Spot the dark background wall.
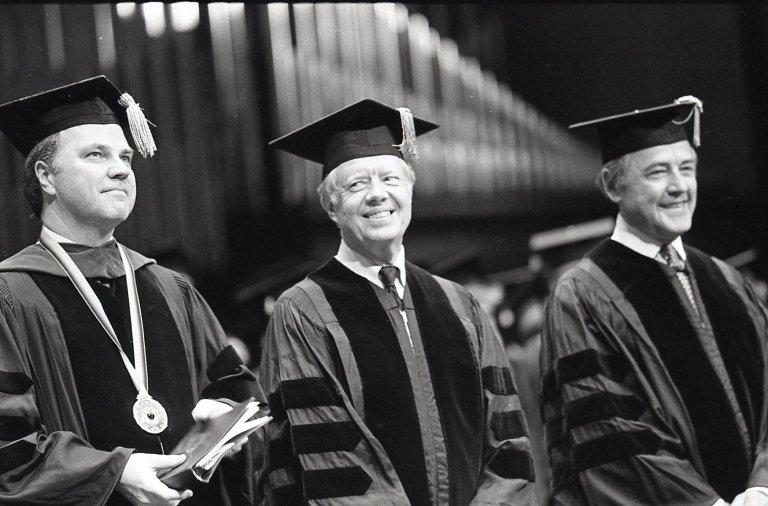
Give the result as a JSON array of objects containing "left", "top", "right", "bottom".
[
  {"left": 413, "top": 3, "right": 768, "bottom": 259},
  {"left": 1, "top": 3, "right": 767, "bottom": 352}
]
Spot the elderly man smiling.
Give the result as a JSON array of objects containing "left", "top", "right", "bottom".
[
  {"left": 257, "top": 99, "right": 536, "bottom": 505},
  {"left": 541, "top": 97, "right": 768, "bottom": 505}
]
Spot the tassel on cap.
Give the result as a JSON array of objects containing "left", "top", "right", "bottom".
[
  {"left": 673, "top": 95, "right": 703, "bottom": 148},
  {"left": 394, "top": 107, "right": 418, "bottom": 160},
  {"left": 118, "top": 93, "right": 157, "bottom": 158}
]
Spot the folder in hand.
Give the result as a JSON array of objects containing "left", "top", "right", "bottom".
[{"left": 159, "top": 398, "right": 272, "bottom": 489}]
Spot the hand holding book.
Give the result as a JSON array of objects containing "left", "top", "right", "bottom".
[{"left": 159, "top": 397, "right": 272, "bottom": 489}]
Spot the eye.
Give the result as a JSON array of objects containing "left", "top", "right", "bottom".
[
  {"left": 121, "top": 154, "right": 133, "bottom": 164},
  {"left": 347, "top": 180, "right": 366, "bottom": 192},
  {"left": 382, "top": 175, "right": 402, "bottom": 185},
  {"left": 680, "top": 165, "right": 696, "bottom": 175},
  {"left": 86, "top": 151, "right": 105, "bottom": 160}
]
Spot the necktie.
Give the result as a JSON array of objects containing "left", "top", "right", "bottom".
[
  {"left": 659, "top": 243, "right": 700, "bottom": 317},
  {"left": 379, "top": 265, "right": 405, "bottom": 311}
]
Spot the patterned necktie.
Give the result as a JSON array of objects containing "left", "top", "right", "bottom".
[
  {"left": 378, "top": 265, "right": 405, "bottom": 311},
  {"left": 659, "top": 243, "right": 700, "bottom": 317}
]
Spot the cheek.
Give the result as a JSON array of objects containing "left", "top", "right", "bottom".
[
  {"left": 395, "top": 187, "right": 413, "bottom": 206},
  {"left": 336, "top": 201, "right": 359, "bottom": 225}
]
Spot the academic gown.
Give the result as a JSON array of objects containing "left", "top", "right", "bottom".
[
  {"left": 257, "top": 258, "right": 536, "bottom": 505},
  {"left": 0, "top": 242, "right": 258, "bottom": 505},
  {"left": 541, "top": 239, "right": 768, "bottom": 505}
]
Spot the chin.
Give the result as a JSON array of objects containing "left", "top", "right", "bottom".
[
  {"left": 657, "top": 225, "right": 690, "bottom": 242},
  {"left": 363, "top": 225, "right": 401, "bottom": 240},
  {"left": 101, "top": 210, "right": 131, "bottom": 224},
  {"left": 362, "top": 235, "right": 399, "bottom": 247}
]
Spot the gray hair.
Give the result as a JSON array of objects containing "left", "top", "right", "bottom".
[
  {"left": 23, "top": 133, "right": 60, "bottom": 218},
  {"left": 596, "top": 154, "right": 630, "bottom": 200},
  {"left": 317, "top": 158, "right": 416, "bottom": 213}
]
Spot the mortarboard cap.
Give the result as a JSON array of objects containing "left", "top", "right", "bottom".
[
  {"left": 269, "top": 99, "right": 438, "bottom": 178},
  {"left": 527, "top": 216, "right": 615, "bottom": 275},
  {"left": 430, "top": 245, "right": 486, "bottom": 285},
  {"left": 570, "top": 95, "right": 703, "bottom": 164},
  {"left": 0, "top": 75, "right": 156, "bottom": 158}
]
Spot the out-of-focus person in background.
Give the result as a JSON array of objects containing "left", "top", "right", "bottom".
[
  {"left": 0, "top": 76, "right": 258, "bottom": 505},
  {"left": 486, "top": 217, "right": 614, "bottom": 506},
  {"left": 232, "top": 257, "right": 318, "bottom": 374},
  {"left": 429, "top": 246, "right": 507, "bottom": 324},
  {"left": 726, "top": 248, "right": 768, "bottom": 306},
  {"left": 541, "top": 96, "right": 768, "bottom": 505},
  {"left": 497, "top": 275, "right": 550, "bottom": 506},
  {"left": 257, "top": 99, "right": 537, "bottom": 505}
]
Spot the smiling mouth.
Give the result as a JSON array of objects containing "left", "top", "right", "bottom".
[
  {"left": 365, "top": 210, "right": 394, "bottom": 219},
  {"left": 661, "top": 201, "right": 688, "bottom": 209}
]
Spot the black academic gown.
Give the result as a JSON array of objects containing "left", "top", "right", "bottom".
[
  {"left": 258, "top": 259, "right": 536, "bottom": 505},
  {"left": 541, "top": 239, "right": 768, "bottom": 505},
  {"left": 0, "top": 242, "right": 257, "bottom": 505}
]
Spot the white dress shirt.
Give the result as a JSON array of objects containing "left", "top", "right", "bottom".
[
  {"left": 610, "top": 214, "right": 686, "bottom": 261},
  {"left": 334, "top": 239, "right": 407, "bottom": 298}
]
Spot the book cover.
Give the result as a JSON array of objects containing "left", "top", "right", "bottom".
[{"left": 159, "top": 398, "right": 272, "bottom": 489}]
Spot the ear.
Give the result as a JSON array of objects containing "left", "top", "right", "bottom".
[
  {"left": 600, "top": 167, "right": 622, "bottom": 204},
  {"left": 326, "top": 205, "right": 339, "bottom": 226},
  {"left": 35, "top": 160, "right": 57, "bottom": 197}
]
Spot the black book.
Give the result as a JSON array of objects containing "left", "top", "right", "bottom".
[{"left": 160, "top": 398, "right": 272, "bottom": 489}]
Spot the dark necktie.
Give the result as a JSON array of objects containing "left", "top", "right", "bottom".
[
  {"left": 659, "top": 243, "right": 700, "bottom": 317},
  {"left": 378, "top": 265, "right": 405, "bottom": 311}
]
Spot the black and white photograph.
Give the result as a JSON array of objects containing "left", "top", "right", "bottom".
[{"left": 1, "top": 3, "right": 768, "bottom": 505}]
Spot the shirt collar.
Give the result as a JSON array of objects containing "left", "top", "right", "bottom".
[
  {"left": 335, "top": 239, "right": 407, "bottom": 290},
  {"left": 611, "top": 213, "right": 686, "bottom": 260}
]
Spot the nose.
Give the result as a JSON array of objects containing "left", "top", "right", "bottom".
[
  {"left": 365, "top": 178, "right": 389, "bottom": 202},
  {"left": 108, "top": 156, "right": 132, "bottom": 180},
  {"left": 667, "top": 170, "right": 689, "bottom": 196}
]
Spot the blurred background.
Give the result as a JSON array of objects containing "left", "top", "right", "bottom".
[
  {"left": 1, "top": 1, "right": 767, "bottom": 400},
  {"left": 5, "top": 4, "right": 768, "bottom": 501}
]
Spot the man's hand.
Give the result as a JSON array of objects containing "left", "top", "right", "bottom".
[
  {"left": 731, "top": 487, "right": 768, "bottom": 506},
  {"left": 190, "top": 398, "right": 247, "bottom": 458},
  {"left": 116, "top": 453, "right": 193, "bottom": 505},
  {"left": 191, "top": 398, "right": 233, "bottom": 422}
]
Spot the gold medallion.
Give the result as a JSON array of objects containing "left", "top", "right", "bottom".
[{"left": 133, "top": 397, "right": 168, "bottom": 434}]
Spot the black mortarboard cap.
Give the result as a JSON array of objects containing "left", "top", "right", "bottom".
[
  {"left": 570, "top": 96, "right": 703, "bottom": 164},
  {"left": 430, "top": 245, "right": 486, "bottom": 285},
  {"left": 0, "top": 75, "right": 156, "bottom": 158},
  {"left": 269, "top": 99, "right": 438, "bottom": 178}
]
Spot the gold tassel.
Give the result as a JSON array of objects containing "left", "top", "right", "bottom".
[
  {"left": 394, "top": 107, "right": 418, "bottom": 160},
  {"left": 673, "top": 95, "right": 703, "bottom": 148},
  {"left": 118, "top": 93, "right": 157, "bottom": 158}
]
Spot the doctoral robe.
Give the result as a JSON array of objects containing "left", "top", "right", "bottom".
[
  {"left": 258, "top": 259, "right": 536, "bottom": 505},
  {"left": 541, "top": 239, "right": 768, "bottom": 505},
  {"left": 0, "top": 242, "right": 257, "bottom": 505}
]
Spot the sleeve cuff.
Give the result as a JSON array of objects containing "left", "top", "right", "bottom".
[{"left": 201, "top": 345, "right": 257, "bottom": 402}]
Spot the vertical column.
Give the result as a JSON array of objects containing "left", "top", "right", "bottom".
[{"left": 267, "top": 3, "right": 302, "bottom": 206}]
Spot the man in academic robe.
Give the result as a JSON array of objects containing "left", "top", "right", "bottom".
[
  {"left": 541, "top": 96, "right": 768, "bottom": 505},
  {"left": 0, "top": 76, "right": 258, "bottom": 505},
  {"left": 257, "top": 99, "right": 536, "bottom": 505}
]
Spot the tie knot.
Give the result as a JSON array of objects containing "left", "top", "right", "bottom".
[
  {"left": 378, "top": 265, "right": 400, "bottom": 288},
  {"left": 660, "top": 244, "right": 686, "bottom": 272}
]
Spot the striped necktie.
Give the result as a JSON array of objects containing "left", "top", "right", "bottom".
[
  {"left": 659, "top": 243, "right": 700, "bottom": 317},
  {"left": 378, "top": 265, "right": 405, "bottom": 311}
]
